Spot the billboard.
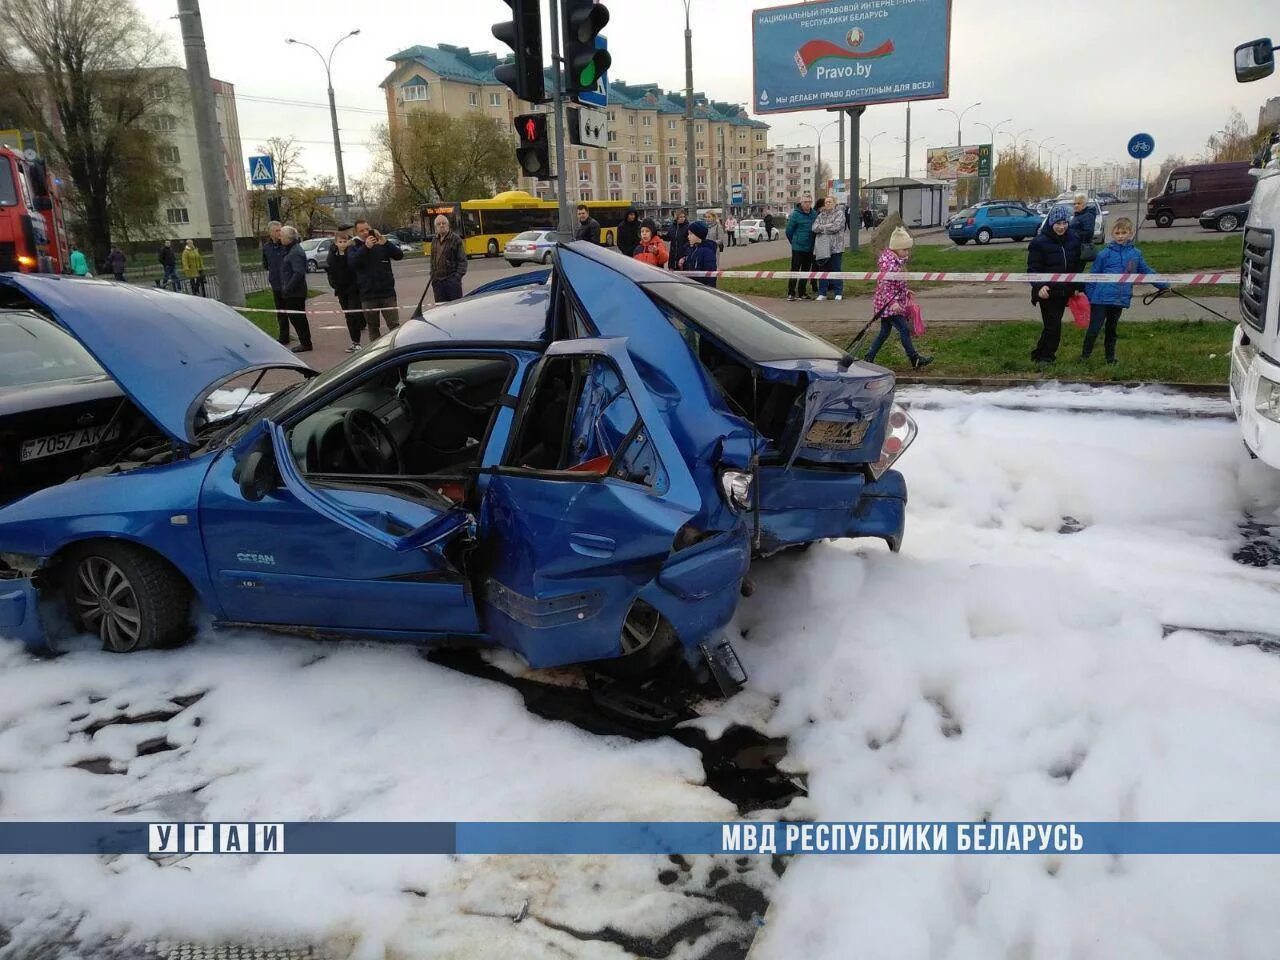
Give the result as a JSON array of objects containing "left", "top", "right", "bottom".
[
  {"left": 926, "top": 144, "right": 992, "bottom": 180},
  {"left": 751, "top": 0, "right": 952, "bottom": 114}
]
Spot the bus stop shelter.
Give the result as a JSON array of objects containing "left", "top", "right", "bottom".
[{"left": 864, "top": 177, "right": 953, "bottom": 228}]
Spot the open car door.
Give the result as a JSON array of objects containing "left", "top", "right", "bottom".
[{"left": 478, "top": 338, "right": 701, "bottom": 669}]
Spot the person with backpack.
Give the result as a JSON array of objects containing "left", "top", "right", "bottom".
[{"left": 1081, "top": 217, "right": 1168, "bottom": 364}]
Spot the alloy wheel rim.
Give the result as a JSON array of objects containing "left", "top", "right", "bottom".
[
  {"left": 621, "top": 605, "right": 660, "bottom": 654},
  {"left": 74, "top": 557, "right": 142, "bottom": 652}
]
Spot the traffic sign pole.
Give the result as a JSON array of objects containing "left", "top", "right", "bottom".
[
  {"left": 548, "top": 0, "right": 572, "bottom": 234},
  {"left": 1127, "top": 133, "right": 1155, "bottom": 242}
]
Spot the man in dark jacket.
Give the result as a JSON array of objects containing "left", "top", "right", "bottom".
[
  {"left": 158, "top": 242, "right": 180, "bottom": 291},
  {"left": 1026, "top": 206, "right": 1083, "bottom": 364},
  {"left": 762, "top": 212, "right": 774, "bottom": 238},
  {"left": 326, "top": 226, "right": 364, "bottom": 352},
  {"left": 107, "top": 247, "right": 127, "bottom": 281},
  {"left": 574, "top": 205, "right": 601, "bottom": 244},
  {"left": 261, "top": 221, "right": 290, "bottom": 345},
  {"left": 1069, "top": 193, "right": 1098, "bottom": 251},
  {"left": 616, "top": 210, "right": 640, "bottom": 256},
  {"left": 667, "top": 210, "right": 691, "bottom": 270},
  {"left": 347, "top": 218, "right": 404, "bottom": 338},
  {"left": 429, "top": 213, "right": 467, "bottom": 304},
  {"left": 784, "top": 196, "right": 818, "bottom": 301},
  {"left": 279, "top": 225, "right": 313, "bottom": 353}
]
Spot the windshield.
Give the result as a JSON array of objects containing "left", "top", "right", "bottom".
[
  {"left": 0, "top": 159, "right": 15, "bottom": 207},
  {"left": 956, "top": 207, "right": 977, "bottom": 219},
  {"left": 0, "top": 312, "right": 104, "bottom": 388},
  {"left": 643, "top": 283, "right": 845, "bottom": 363},
  {"left": 514, "top": 231, "right": 542, "bottom": 241}
]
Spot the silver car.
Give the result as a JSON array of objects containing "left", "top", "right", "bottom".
[
  {"left": 504, "top": 229, "right": 558, "bottom": 266},
  {"left": 300, "top": 238, "right": 333, "bottom": 273}
]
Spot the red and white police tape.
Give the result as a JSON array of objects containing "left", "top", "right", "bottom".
[{"left": 234, "top": 270, "right": 1238, "bottom": 317}]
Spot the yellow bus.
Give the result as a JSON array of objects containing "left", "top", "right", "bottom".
[{"left": 420, "top": 191, "right": 635, "bottom": 258}]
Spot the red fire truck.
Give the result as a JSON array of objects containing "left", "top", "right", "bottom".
[{"left": 0, "top": 142, "right": 69, "bottom": 274}]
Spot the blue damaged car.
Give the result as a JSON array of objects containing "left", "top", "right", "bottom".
[{"left": 0, "top": 242, "right": 916, "bottom": 683}]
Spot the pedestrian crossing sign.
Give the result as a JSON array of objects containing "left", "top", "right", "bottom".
[{"left": 249, "top": 155, "right": 275, "bottom": 186}]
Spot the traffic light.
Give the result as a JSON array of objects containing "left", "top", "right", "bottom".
[
  {"left": 492, "top": 0, "right": 546, "bottom": 103},
  {"left": 514, "top": 113, "right": 552, "bottom": 180},
  {"left": 561, "top": 0, "right": 610, "bottom": 97}
]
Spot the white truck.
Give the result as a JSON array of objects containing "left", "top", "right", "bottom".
[{"left": 1228, "top": 38, "right": 1280, "bottom": 463}]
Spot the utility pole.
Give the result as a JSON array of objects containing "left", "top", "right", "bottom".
[
  {"left": 547, "top": 0, "right": 572, "bottom": 233},
  {"left": 683, "top": 0, "right": 696, "bottom": 215},
  {"left": 719, "top": 124, "right": 727, "bottom": 212},
  {"left": 837, "top": 109, "right": 845, "bottom": 183},
  {"left": 176, "top": 0, "right": 243, "bottom": 307},
  {"left": 847, "top": 106, "right": 864, "bottom": 254}
]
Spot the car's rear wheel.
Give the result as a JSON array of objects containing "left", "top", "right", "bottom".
[
  {"left": 63, "top": 542, "right": 191, "bottom": 652},
  {"left": 592, "top": 601, "right": 677, "bottom": 678},
  {"left": 306, "top": 260, "right": 317, "bottom": 273},
  {"left": 1154, "top": 211, "right": 1174, "bottom": 228},
  {"left": 1218, "top": 213, "right": 1241, "bottom": 232},
  {"left": 975, "top": 228, "right": 992, "bottom": 245},
  {"left": 487, "top": 239, "right": 499, "bottom": 257}
]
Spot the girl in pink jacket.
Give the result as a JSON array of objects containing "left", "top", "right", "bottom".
[{"left": 864, "top": 227, "right": 932, "bottom": 369}]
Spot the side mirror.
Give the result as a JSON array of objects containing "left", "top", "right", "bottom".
[
  {"left": 1236, "top": 38, "right": 1275, "bottom": 83},
  {"left": 233, "top": 440, "right": 277, "bottom": 502}
]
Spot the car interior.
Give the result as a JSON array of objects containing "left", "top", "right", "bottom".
[
  {"left": 287, "top": 354, "right": 514, "bottom": 505},
  {"left": 286, "top": 351, "right": 666, "bottom": 508}
]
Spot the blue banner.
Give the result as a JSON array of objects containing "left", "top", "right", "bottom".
[
  {"left": 5, "top": 821, "right": 1280, "bottom": 855},
  {"left": 752, "top": 0, "right": 952, "bottom": 114}
]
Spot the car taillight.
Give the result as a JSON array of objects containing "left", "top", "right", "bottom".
[
  {"left": 869, "top": 404, "right": 917, "bottom": 479},
  {"left": 965, "top": 217, "right": 975, "bottom": 226}
]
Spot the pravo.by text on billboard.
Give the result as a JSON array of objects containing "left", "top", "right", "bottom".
[{"left": 752, "top": 0, "right": 952, "bottom": 114}]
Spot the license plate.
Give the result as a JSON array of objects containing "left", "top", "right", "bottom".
[
  {"left": 20, "top": 423, "right": 122, "bottom": 462},
  {"left": 805, "top": 419, "right": 870, "bottom": 448}
]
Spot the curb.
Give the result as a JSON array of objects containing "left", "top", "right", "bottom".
[{"left": 893, "top": 375, "right": 1229, "bottom": 396}]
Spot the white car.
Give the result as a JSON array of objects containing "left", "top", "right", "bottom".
[
  {"left": 300, "top": 237, "right": 333, "bottom": 273},
  {"left": 504, "top": 229, "right": 558, "bottom": 266},
  {"left": 737, "top": 219, "right": 779, "bottom": 243}
]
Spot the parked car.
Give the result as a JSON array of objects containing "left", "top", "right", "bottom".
[
  {"left": 1199, "top": 201, "right": 1250, "bottom": 232},
  {"left": 1146, "top": 161, "right": 1256, "bottom": 228},
  {"left": 301, "top": 238, "right": 333, "bottom": 273},
  {"left": 948, "top": 204, "right": 1043, "bottom": 244},
  {"left": 1094, "top": 192, "right": 1122, "bottom": 207},
  {"left": 504, "top": 229, "right": 558, "bottom": 266},
  {"left": 737, "top": 219, "right": 779, "bottom": 243},
  {"left": 1035, "top": 199, "right": 1107, "bottom": 244},
  {"left": 0, "top": 248, "right": 915, "bottom": 687},
  {"left": 0, "top": 306, "right": 148, "bottom": 505}
]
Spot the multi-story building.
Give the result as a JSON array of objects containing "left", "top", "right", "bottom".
[
  {"left": 147, "top": 70, "right": 252, "bottom": 241},
  {"left": 1261, "top": 96, "right": 1280, "bottom": 133},
  {"left": 381, "top": 44, "right": 770, "bottom": 211},
  {"left": 755, "top": 145, "right": 816, "bottom": 207},
  {"left": 1072, "top": 161, "right": 1139, "bottom": 195}
]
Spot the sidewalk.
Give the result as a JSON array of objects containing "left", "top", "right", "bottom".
[{"left": 750, "top": 287, "right": 1241, "bottom": 326}]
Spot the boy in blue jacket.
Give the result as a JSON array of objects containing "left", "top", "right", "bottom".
[{"left": 1082, "top": 217, "right": 1168, "bottom": 363}]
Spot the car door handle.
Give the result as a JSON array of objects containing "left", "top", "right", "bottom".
[{"left": 570, "top": 533, "right": 616, "bottom": 558}]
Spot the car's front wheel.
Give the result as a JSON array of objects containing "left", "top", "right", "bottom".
[
  {"left": 1154, "top": 210, "right": 1174, "bottom": 228},
  {"left": 542, "top": 251, "right": 553, "bottom": 264},
  {"left": 1218, "top": 213, "right": 1241, "bottom": 232},
  {"left": 64, "top": 542, "right": 191, "bottom": 652},
  {"left": 306, "top": 260, "right": 317, "bottom": 273}
]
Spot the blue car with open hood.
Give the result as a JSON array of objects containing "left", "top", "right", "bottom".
[{"left": 0, "top": 243, "right": 916, "bottom": 687}]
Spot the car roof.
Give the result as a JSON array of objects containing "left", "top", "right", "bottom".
[{"left": 391, "top": 286, "right": 550, "bottom": 349}]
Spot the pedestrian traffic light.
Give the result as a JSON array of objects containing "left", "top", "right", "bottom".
[
  {"left": 492, "top": 0, "right": 546, "bottom": 103},
  {"left": 514, "top": 113, "right": 552, "bottom": 180},
  {"left": 561, "top": 0, "right": 610, "bottom": 97}
]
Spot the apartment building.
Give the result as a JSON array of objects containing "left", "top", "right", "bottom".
[
  {"left": 1072, "top": 161, "right": 1139, "bottom": 194},
  {"left": 755, "top": 145, "right": 816, "bottom": 208},
  {"left": 147, "top": 70, "right": 252, "bottom": 240},
  {"left": 381, "top": 44, "right": 770, "bottom": 209}
]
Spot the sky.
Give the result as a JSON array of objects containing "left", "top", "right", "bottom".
[{"left": 134, "top": 0, "right": 1280, "bottom": 185}]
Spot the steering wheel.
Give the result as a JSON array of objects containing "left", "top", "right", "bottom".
[{"left": 342, "top": 408, "right": 402, "bottom": 474}]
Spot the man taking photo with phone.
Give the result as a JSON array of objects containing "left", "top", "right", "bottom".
[{"left": 347, "top": 218, "right": 404, "bottom": 339}]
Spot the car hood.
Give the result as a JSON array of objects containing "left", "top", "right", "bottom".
[{"left": 0, "top": 274, "right": 311, "bottom": 445}]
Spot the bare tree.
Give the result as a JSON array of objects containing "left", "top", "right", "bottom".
[
  {"left": 1206, "top": 108, "right": 1255, "bottom": 163},
  {"left": 0, "top": 0, "right": 174, "bottom": 265}
]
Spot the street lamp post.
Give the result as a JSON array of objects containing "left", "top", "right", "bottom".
[
  {"left": 861, "top": 131, "right": 886, "bottom": 187},
  {"left": 1033, "top": 136, "right": 1055, "bottom": 173},
  {"left": 681, "top": 0, "right": 696, "bottom": 214},
  {"left": 799, "top": 119, "right": 838, "bottom": 197},
  {"left": 972, "top": 118, "right": 1011, "bottom": 200},
  {"left": 287, "top": 29, "right": 360, "bottom": 224},
  {"left": 936, "top": 100, "right": 982, "bottom": 146}
]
